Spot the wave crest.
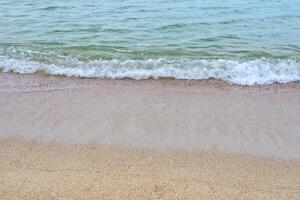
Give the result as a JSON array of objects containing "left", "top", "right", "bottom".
[{"left": 0, "top": 56, "right": 299, "bottom": 85}]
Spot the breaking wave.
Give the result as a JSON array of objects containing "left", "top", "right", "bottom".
[{"left": 0, "top": 56, "right": 299, "bottom": 85}]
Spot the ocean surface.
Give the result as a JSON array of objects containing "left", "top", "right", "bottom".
[{"left": 0, "top": 0, "right": 300, "bottom": 85}]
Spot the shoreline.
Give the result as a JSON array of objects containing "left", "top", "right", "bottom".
[
  {"left": 1, "top": 56, "right": 299, "bottom": 86},
  {"left": 1, "top": 72, "right": 300, "bottom": 159},
  {"left": 1, "top": 72, "right": 300, "bottom": 199},
  {"left": 2, "top": 70, "right": 300, "bottom": 88}
]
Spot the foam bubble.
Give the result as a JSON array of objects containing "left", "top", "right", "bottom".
[{"left": 0, "top": 56, "right": 299, "bottom": 85}]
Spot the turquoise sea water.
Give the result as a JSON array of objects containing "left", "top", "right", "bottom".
[{"left": 0, "top": 0, "right": 300, "bottom": 85}]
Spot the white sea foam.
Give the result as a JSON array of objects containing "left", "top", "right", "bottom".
[{"left": 0, "top": 56, "right": 299, "bottom": 85}]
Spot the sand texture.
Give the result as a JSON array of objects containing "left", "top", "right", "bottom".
[
  {"left": 1, "top": 138, "right": 300, "bottom": 200},
  {"left": 0, "top": 73, "right": 300, "bottom": 199}
]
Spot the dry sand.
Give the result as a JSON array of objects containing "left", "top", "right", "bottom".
[
  {"left": 1, "top": 138, "right": 300, "bottom": 200},
  {"left": 0, "top": 72, "right": 300, "bottom": 199}
]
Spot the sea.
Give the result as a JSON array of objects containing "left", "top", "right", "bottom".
[{"left": 0, "top": 0, "right": 299, "bottom": 85}]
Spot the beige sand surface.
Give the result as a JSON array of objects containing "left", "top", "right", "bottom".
[
  {"left": 0, "top": 72, "right": 300, "bottom": 199},
  {"left": 1, "top": 138, "right": 300, "bottom": 200}
]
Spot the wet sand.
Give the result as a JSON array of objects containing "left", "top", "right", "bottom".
[{"left": 0, "top": 72, "right": 300, "bottom": 199}]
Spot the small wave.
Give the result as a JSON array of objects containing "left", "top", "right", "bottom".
[
  {"left": 154, "top": 24, "right": 188, "bottom": 31},
  {"left": 0, "top": 56, "right": 299, "bottom": 85},
  {"left": 38, "top": 6, "right": 73, "bottom": 11}
]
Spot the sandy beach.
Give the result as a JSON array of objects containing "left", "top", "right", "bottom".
[
  {"left": 1, "top": 72, "right": 300, "bottom": 199},
  {"left": 1, "top": 138, "right": 300, "bottom": 200}
]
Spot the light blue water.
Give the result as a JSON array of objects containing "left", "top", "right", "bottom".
[{"left": 0, "top": 0, "right": 300, "bottom": 85}]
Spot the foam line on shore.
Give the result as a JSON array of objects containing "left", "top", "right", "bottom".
[{"left": 1, "top": 56, "right": 299, "bottom": 85}]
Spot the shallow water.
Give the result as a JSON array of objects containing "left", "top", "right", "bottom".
[{"left": 0, "top": 0, "right": 300, "bottom": 85}]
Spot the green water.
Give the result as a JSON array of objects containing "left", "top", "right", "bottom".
[{"left": 0, "top": 0, "right": 300, "bottom": 85}]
